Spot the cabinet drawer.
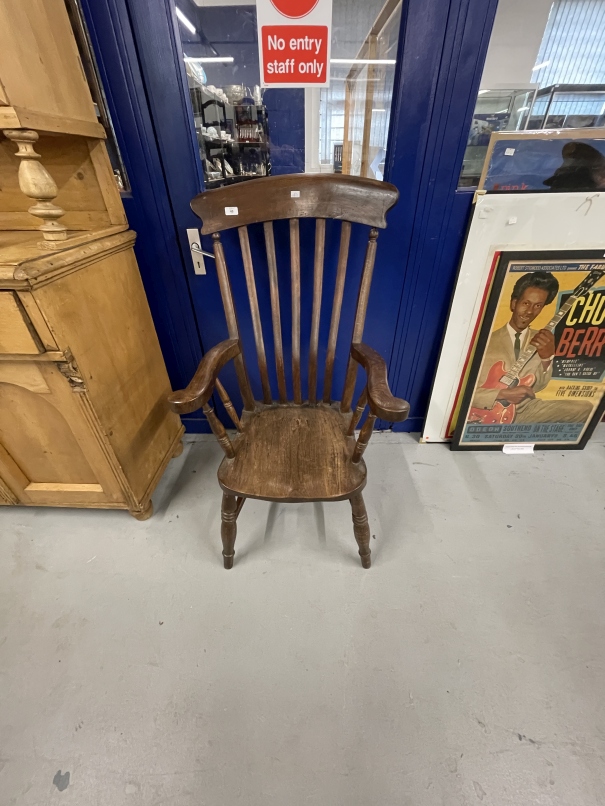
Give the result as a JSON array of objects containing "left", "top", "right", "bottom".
[{"left": 0, "top": 292, "right": 43, "bottom": 354}]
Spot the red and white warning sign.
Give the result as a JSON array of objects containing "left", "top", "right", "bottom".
[{"left": 257, "top": 0, "right": 332, "bottom": 88}]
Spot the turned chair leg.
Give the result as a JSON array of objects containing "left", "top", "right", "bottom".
[
  {"left": 350, "top": 492, "right": 371, "bottom": 569},
  {"left": 221, "top": 493, "right": 238, "bottom": 569}
]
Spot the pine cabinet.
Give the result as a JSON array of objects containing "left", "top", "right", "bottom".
[{"left": 0, "top": 1, "right": 183, "bottom": 517}]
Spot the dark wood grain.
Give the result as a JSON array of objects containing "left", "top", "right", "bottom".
[
  {"left": 351, "top": 413, "right": 376, "bottom": 464},
  {"left": 218, "top": 405, "right": 366, "bottom": 502},
  {"left": 323, "top": 220, "right": 351, "bottom": 403},
  {"left": 347, "top": 386, "right": 368, "bottom": 436},
  {"left": 341, "top": 228, "right": 379, "bottom": 412},
  {"left": 212, "top": 233, "right": 255, "bottom": 411},
  {"left": 203, "top": 403, "right": 235, "bottom": 458},
  {"left": 290, "top": 219, "right": 302, "bottom": 404},
  {"left": 308, "top": 218, "right": 325, "bottom": 404},
  {"left": 239, "top": 226, "right": 272, "bottom": 404},
  {"left": 193, "top": 173, "right": 399, "bottom": 234},
  {"left": 215, "top": 378, "right": 242, "bottom": 431},
  {"left": 351, "top": 342, "right": 410, "bottom": 422},
  {"left": 178, "top": 173, "right": 406, "bottom": 569},
  {"left": 264, "top": 221, "right": 287, "bottom": 403},
  {"left": 221, "top": 493, "right": 238, "bottom": 569},
  {"left": 350, "top": 492, "right": 371, "bottom": 569},
  {"left": 167, "top": 338, "right": 240, "bottom": 414}
]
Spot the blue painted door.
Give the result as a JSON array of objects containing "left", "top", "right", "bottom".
[{"left": 82, "top": 0, "right": 499, "bottom": 432}]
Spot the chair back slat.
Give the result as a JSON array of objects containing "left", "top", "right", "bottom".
[
  {"left": 238, "top": 226, "right": 272, "bottom": 404},
  {"left": 212, "top": 233, "right": 255, "bottom": 411},
  {"left": 264, "top": 221, "right": 288, "bottom": 403},
  {"left": 340, "top": 228, "right": 379, "bottom": 412},
  {"left": 290, "top": 219, "right": 302, "bottom": 404},
  {"left": 308, "top": 218, "right": 326, "bottom": 404},
  {"left": 323, "top": 220, "right": 351, "bottom": 403},
  {"left": 194, "top": 174, "right": 399, "bottom": 234}
]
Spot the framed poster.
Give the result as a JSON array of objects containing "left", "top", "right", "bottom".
[
  {"left": 452, "top": 250, "right": 605, "bottom": 450},
  {"left": 422, "top": 193, "right": 605, "bottom": 443},
  {"left": 478, "top": 128, "right": 605, "bottom": 192}
]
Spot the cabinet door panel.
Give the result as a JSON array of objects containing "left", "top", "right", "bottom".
[
  {"left": 0, "top": 361, "right": 124, "bottom": 506},
  {"left": 0, "top": 292, "right": 42, "bottom": 354}
]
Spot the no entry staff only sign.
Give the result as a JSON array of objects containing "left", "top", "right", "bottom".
[{"left": 257, "top": 0, "right": 333, "bottom": 88}]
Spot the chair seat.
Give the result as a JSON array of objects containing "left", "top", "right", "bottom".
[{"left": 218, "top": 404, "right": 367, "bottom": 502}]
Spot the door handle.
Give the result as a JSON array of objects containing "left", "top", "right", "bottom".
[
  {"left": 190, "top": 243, "right": 215, "bottom": 259},
  {"left": 186, "top": 228, "right": 213, "bottom": 275}
]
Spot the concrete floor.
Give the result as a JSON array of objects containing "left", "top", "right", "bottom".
[{"left": 1, "top": 428, "right": 605, "bottom": 806}]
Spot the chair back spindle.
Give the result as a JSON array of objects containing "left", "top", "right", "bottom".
[
  {"left": 194, "top": 175, "right": 398, "bottom": 413},
  {"left": 238, "top": 226, "right": 272, "bottom": 404},
  {"left": 290, "top": 218, "right": 302, "bottom": 404},
  {"left": 323, "top": 220, "right": 351, "bottom": 403},
  {"left": 264, "top": 221, "right": 288, "bottom": 403},
  {"left": 211, "top": 233, "right": 255, "bottom": 411},
  {"left": 308, "top": 218, "right": 326, "bottom": 404}
]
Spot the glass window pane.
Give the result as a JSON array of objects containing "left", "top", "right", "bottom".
[
  {"left": 174, "top": 0, "right": 402, "bottom": 187},
  {"left": 459, "top": 0, "right": 605, "bottom": 189}
]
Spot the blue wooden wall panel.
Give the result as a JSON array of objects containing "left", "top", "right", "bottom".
[{"left": 382, "top": 0, "right": 499, "bottom": 431}]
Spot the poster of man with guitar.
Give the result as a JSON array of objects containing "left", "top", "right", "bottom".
[{"left": 454, "top": 252, "right": 605, "bottom": 449}]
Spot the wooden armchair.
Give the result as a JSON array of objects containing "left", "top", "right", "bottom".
[{"left": 168, "top": 174, "right": 409, "bottom": 568}]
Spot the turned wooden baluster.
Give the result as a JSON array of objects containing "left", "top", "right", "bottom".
[
  {"left": 202, "top": 402, "right": 235, "bottom": 458},
  {"left": 215, "top": 378, "right": 242, "bottom": 431},
  {"left": 3, "top": 129, "right": 67, "bottom": 248},
  {"left": 350, "top": 492, "right": 371, "bottom": 569},
  {"left": 351, "top": 412, "right": 377, "bottom": 464},
  {"left": 347, "top": 387, "right": 368, "bottom": 436},
  {"left": 221, "top": 493, "right": 238, "bottom": 569},
  {"left": 239, "top": 226, "right": 272, "bottom": 404}
]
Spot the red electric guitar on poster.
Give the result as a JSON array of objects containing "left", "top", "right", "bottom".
[{"left": 468, "top": 269, "right": 605, "bottom": 425}]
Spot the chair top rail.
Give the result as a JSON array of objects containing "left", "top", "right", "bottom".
[{"left": 193, "top": 173, "right": 399, "bottom": 234}]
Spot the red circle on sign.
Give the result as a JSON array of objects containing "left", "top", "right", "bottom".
[{"left": 270, "top": 0, "right": 319, "bottom": 18}]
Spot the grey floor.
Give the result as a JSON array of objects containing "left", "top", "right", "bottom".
[{"left": 1, "top": 428, "right": 605, "bottom": 806}]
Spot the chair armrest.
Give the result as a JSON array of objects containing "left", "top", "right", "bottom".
[
  {"left": 351, "top": 342, "right": 410, "bottom": 422},
  {"left": 167, "top": 339, "right": 240, "bottom": 414}
]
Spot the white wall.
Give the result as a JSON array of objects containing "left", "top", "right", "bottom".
[{"left": 480, "top": 0, "right": 553, "bottom": 89}]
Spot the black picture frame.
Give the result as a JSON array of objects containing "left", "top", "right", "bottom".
[{"left": 452, "top": 249, "right": 605, "bottom": 451}]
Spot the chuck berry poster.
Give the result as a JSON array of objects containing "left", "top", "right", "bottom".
[{"left": 453, "top": 251, "right": 605, "bottom": 450}]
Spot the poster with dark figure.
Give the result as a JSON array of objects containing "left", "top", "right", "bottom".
[
  {"left": 453, "top": 251, "right": 605, "bottom": 450},
  {"left": 479, "top": 130, "right": 605, "bottom": 192}
]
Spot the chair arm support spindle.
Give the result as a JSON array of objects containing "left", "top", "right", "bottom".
[
  {"left": 167, "top": 339, "right": 241, "bottom": 415},
  {"left": 350, "top": 342, "right": 410, "bottom": 422},
  {"left": 352, "top": 413, "right": 376, "bottom": 464}
]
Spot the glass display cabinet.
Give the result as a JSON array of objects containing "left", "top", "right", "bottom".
[{"left": 189, "top": 80, "right": 271, "bottom": 188}]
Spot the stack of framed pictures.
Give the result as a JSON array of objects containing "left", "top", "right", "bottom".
[{"left": 423, "top": 127, "right": 605, "bottom": 451}]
